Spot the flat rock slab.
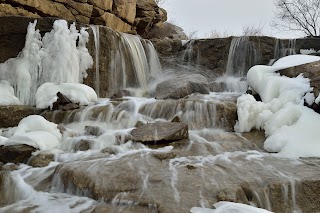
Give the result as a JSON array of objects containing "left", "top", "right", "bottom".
[
  {"left": 131, "top": 122, "right": 188, "bottom": 143},
  {"left": 0, "top": 106, "right": 42, "bottom": 128}
]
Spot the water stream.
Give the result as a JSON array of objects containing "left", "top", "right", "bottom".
[{"left": 0, "top": 23, "right": 317, "bottom": 213}]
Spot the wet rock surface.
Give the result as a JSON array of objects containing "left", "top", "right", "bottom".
[
  {"left": 0, "top": 144, "right": 37, "bottom": 164},
  {"left": 27, "top": 153, "right": 55, "bottom": 167},
  {"left": 131, "top": 122, "right": 188, "bottom": 144},
  {"left": 156, "top": 74, "right": 210, "bottom": 99}
]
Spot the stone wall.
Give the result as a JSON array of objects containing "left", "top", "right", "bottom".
[{"left": 0, "top": 0, "right": 166, "bottom": 36}]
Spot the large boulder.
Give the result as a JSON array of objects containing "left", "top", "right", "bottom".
[
  {"left": 279, "top": 60, "right": 320, "bottom": 97},
  {"left": 0, "top": 106, "right": 42, "bottom": 128},
  {"left": 113, "top": 0, "right": 137, "bottom": 24},
  {"left": 0, "top": 144, "right": 37, "bottom": 164},
  {"left": 131, "top": 122, "right": 188, "bottom": 144},
  {"left": 156, "top": 74, "right": 210, "bottom": 99}
]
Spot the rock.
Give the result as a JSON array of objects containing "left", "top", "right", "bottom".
[
  {"left": 85, "top": 126, "right": 104, "bottom": 136},
  {"left": 279, "top": 60, "right": 320, "bottom": 97},
  {"left": 51, "top": 151, "right": 320, "bottom": 213},
  {"left": 52, "top": 92, "right": 80, "bottom": 111},
  {"left": 87, "top": 0, "right": 113, "bottom": 11},
  {"left": 0, "top": 144, "right": 37, "bottom": 164},
  {"left": 134, "top": 0, "right": 166, "bottom": 37},
  {"left": 8, "top": 0, "right": 75, "bottom": 21},
  {"left": 110, "top": 90, "right": 131, "bottom": 100},
  {"left": 0, "top": 106, "right": 42, "bottom": 128},
  {"left": 91, "top": 12, "right": 132, "bottom": 33},
  {"left": 152, "top": 151, "right": 176, "bottom": 160},
  {"left": 27, "top": 153, "right": 54, "bottom": 167},
  {"left": 131, "top": 122, "right": 188, "bottom": 144},
  {"left": 53, "top": 0, "right": 93, "bottom": 18},
  {"left": 171, "top": 116, "right": 181, "bottom": 123},
  {"left": 113, "top": 0, "right": 137, "bottom": 24},
  {"left": 155, "top": 74, "right": 210, "bottom": 99},
  {"left": 0, "top": 3, "right": 40, "bottom": 18},
  {"left": 147, "top": 22, "right": 187, "bottom": 40},
  {"left": 74, "top": 139, "right": 93, "bottom": 151}
]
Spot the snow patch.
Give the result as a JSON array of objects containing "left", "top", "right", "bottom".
[
  {"left": 236, "top": 55, "right": 320, "bottom": 157},
  {"left": 36, "top": 83, "right": 97, "bottom": 109},
  {"left": 0, "top": 80, "right": 21, "bottom": 105}
]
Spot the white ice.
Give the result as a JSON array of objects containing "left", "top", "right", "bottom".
[
  {"left": 236, "top": 55, "right": 320, "bottom": 157},
  {"left": 36, "top": 82, "right": 98, "bottom": 109},
  {"left": 4, "top": 115, "right": 62, "bottom": 150},
  {"left": 0, "top": 80, "right": 21, "bottom": 105},
  {"left": 190, "top": 201, "right": 272, "bottom": 213},
  {"left": 0, "top": 20, "right": 93, "bottom": 105}
]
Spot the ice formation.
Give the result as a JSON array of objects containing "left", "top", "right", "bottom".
[
  {"left": 36, "top": 83, "right": 98, "bottom": 109},
  {"left": 190, "top": 201, "right": 272, "bottom": 213},
  {"left": 0, "top": 20, "right": 93, "bottom": 105},
  {"left": 0, "top": 80, "right": 21, "bottom": 105},
  {"left": 5, "top": 115, "right": 62, "bottom": 150},
  {"left": 236, "top": 55, "right": 320, "bottom": 157}
]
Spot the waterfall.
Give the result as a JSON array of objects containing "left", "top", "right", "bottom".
[
  {"left": 90, "top": 25, "right": 100, "bottom": 98},
  {"left": 105, "top": 32, "right": 163, "bottom": 97},
  {"left": 225, "top": 36, "right": 261, "bottom": 77},
  {"left": 274, "top": 39, "right": 297, "bottom": 59}
]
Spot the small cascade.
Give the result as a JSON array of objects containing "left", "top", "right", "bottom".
[
  {"left": 90, "top": 25, "right": 100, "bottom": 98},
  {"left": 181, "top": 40, "right": 196, "bottom": 66},
  {"left": 105, "top": 33, "right": 163, "bottom": 97},
  {"left": 274, "top": 39, "right": 297, "bottom": 59},
  {"left": 225, "top": 36, "right": 261, "bottom": 77}
]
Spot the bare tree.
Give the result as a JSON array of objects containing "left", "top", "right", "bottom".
[
  {"left": 242, "top": 23, "right": 264, "bottom": 36},
  {"left": 273, "top": 0, "right": 320, "bottom": 36}
]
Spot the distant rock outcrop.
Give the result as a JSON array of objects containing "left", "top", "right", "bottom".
[{"left": 0, "top": 0, "right": 167, "bottom": 36}]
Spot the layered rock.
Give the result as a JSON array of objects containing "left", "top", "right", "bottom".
[
  {"left": 0, "top": 0, "right": 167, "bottom": 35},
  {"left": 131, "top": 122, "right": 189, "bottom": 144}
]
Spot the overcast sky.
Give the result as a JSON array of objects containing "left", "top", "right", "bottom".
[{"left": 161, "top": 0, "right": 302, "bottom": 39}]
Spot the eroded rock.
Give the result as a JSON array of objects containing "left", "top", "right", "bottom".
[
  {"left": 28, "top": 153, "right": 54, "bottom": 167},
  {"left": 131, "top": 122, "right": 188, "bottom": 144}
]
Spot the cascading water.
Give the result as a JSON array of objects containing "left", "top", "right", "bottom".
[
  {"left": 90, "top": 25, "right": 100, "bottom": 98},
  {"left": 0, "top": 20, "right": 317, "bottom": 213},
  {"left": 215, "top": 36, "right": 261, "bottom": 93},
  {"left": 274, "top": 39, "right": 297, "bottom": 59}
]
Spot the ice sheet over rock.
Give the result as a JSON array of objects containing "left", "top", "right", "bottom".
[
  {"left": 236, "top": 55, "right": 320, "bottom": 157},
  {"left": 36, "top": 83, "right": 97, "bottom": 109}
]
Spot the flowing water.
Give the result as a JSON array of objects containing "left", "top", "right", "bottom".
[{"left": 0, "top": 24, "right": 318, "bottom": 213}]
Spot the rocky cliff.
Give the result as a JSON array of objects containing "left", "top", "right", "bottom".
[{"left": 0, "top": 0, "right": 167, "bottom": 36}]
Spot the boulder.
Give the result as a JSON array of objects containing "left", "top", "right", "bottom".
[
  {"left": 0, "top": 106, "right": 42, "bottom": 128},
  {"left": 113, "top": 0, "right": 137, "bottom": 24},
  {"left": 74, "top": 139, "right": 93, "bottom": 151},
  {"left": 0, "top": 144, "right": 37, "bottom": 164},
  {"left": 87, "top": 0, "right": 112, "bottom": 11},
  {"left": 85, "top": 126, "right": 104, "bottom": 136},
  {"left": 131, "top": 122, "right": 188, "bottom": 144},
  {"left": 91, "top": 12, "right": 132, "bottom": 33},
  {"left": 53, "top": 0, "right": 93, "bottom": 18},
  {"left": 27, "top": 153, "right": 54, "bottom": 167},
  {"left": 278, "top": 60, "right": 320, "bottom": 97},
  {"left": 155, "top": 74, "right": 210, "bottom": 99},
  {"left": 147, "top": 22, "right": 188, "bottom": 40},
  {"left": 7, "top": 0, "right": 75, "bottom": 21},
  {"left": 0, "top": 3, "right": 40, "bottom": 18}
]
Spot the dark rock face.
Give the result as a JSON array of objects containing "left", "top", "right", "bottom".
[
  {"left": 0, "top": 144, "right": 37, "bottom": 164},
  {"left": 131, "top": 122, "right": 188, "bottom": 144},
  {"left": 0, "top": 106, "right": 42, "bottom": 128},
  {"left": 156, "top": 74, "right": 210, "bottom": 99}
]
